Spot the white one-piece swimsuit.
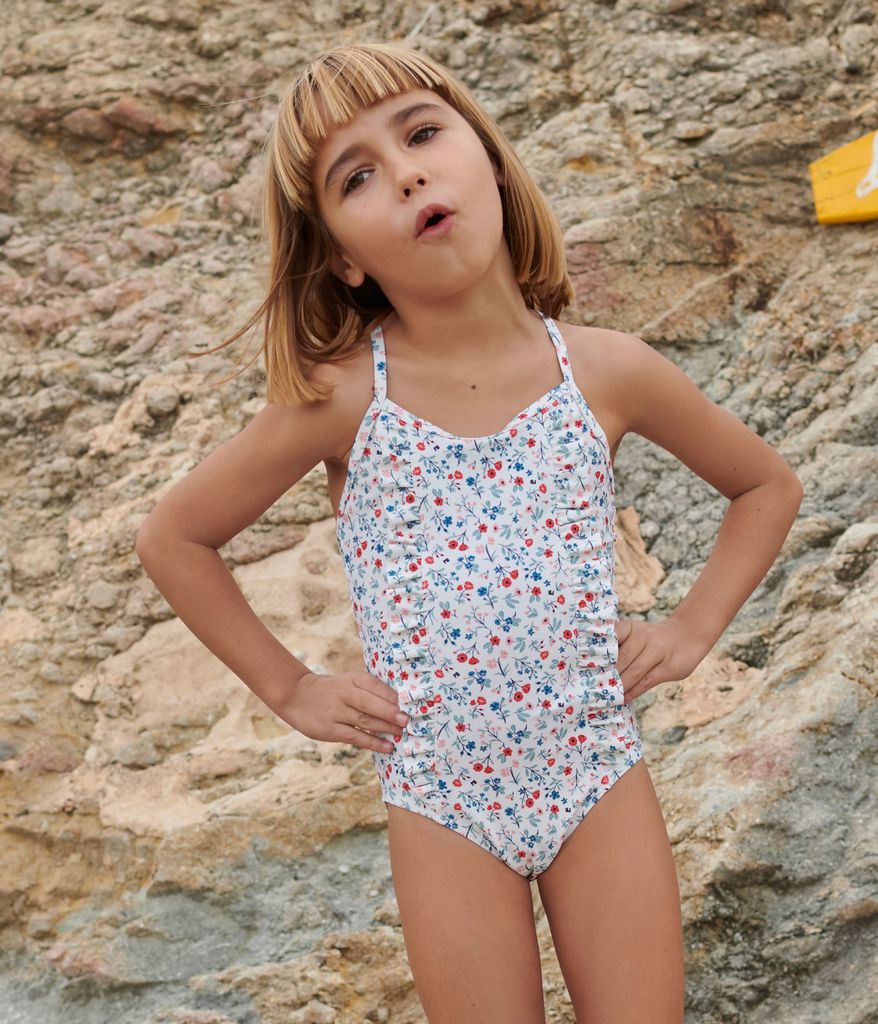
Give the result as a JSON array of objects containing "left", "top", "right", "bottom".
[{"left": 334, "top": 309, "right": 644, "bottom": 881}]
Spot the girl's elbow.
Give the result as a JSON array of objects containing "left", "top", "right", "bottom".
[
  {"left": 135, "top": 515, "right": 170, "bottom": 559},
  {"left": 779, "top": 467, "right": 805, "bottom": 510},
  {"left": 774, "top": 455, "right": 804, "bottom": 502}
]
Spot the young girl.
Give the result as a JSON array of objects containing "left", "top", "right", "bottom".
[{"left": 136, "top": 41, "right": 804, "bottom": 1024}]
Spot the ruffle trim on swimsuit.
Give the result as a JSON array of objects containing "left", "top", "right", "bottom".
[
  {"left": 551, "top": 414, "right": 627, "bottom": 711},
  {"left": 377, "top": 453, "right": 441, "bottom": 797}
]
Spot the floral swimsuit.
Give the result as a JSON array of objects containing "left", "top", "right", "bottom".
[{"left": 335, "top": 309, "right": 643, "bottom": 881}]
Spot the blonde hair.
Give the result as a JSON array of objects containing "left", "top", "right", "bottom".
[{"left": 194, "top": 40, "right": 575, "bottom": 404}]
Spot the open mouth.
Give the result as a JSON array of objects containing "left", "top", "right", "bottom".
[{"left": 418, "top": 210, "right": 455, "bottom": 238}]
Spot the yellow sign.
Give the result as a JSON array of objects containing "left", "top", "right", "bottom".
[{"left": 809, "top": 128, "right": 878, "bottom": 224}]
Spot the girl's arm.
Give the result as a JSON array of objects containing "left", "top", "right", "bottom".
[
  {"left": 135, "top": 370, "right": 356, "bottom": 719},
  {"left": 609, "top": 332, "right": 804, "bottom": 700}
]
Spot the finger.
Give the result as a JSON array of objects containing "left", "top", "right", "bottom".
[
  {"left": 617, "top": 632, "right": 650, "bottom": 676},
  {"left": 347, "top": 683, "right": 409, "bottom": 729},
  {"left": 345, "top": 700, "right": 409, "bottom": 738},
  {"left": 625, "top": 660, "right": 666, "bottom": 701},
  {"left": 335, "top": 723, "right": 397, "bottom": 753},
  {"left": 354, "top": 673, "right": 403, "bottom": 715},
  {"left": 619, "top": 647, "right": 663, "bottom": 694}
]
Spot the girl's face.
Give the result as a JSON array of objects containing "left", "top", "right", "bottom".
[{"left": 312, "top": 87, "right": 506, "bottom": 305}]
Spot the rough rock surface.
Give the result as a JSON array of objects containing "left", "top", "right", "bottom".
[{"left": 1, "top": 2, "right": 876, "bottom": 1022}]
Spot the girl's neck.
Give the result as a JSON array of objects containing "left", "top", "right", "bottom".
[{"left": 382, "top": 303, "right": 545, "bottom": 367}]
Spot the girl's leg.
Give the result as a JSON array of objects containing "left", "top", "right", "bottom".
[
  {"left": 385, "top": 802, "right": 546, "bottom": 1024},
  {"left": 536, "top": 758, "right": 685, "bottom": 1023}
]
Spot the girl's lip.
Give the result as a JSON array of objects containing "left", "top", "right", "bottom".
[{"left": 417, "top": 212, "right": 455, "bottom": 240}]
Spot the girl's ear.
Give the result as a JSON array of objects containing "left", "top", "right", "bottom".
[
  {"left": 328, "top": 248, "right": 366, "bottom": 289},
  {"left": 489, "top": 152, "right": 506, "bottom": 189}
]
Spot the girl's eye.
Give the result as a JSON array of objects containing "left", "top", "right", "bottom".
[{"left": 342, "top": 124, "right": 441, "bottom": 195}]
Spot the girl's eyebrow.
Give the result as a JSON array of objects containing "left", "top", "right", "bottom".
[{"left": 322, "top": 101, "right": 445, "bottom": 194}]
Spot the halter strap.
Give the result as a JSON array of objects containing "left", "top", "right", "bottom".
[
  {"left": 369, "top": 320, "right": 388, "bottom": 404},
  {"left": 536, "top": 309, "right": 576, "bottom": 387}
]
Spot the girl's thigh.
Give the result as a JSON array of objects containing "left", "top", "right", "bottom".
[
  {"left": 385, "top": 802, "right": 546, "bottom": 1024},
  {"left": 536, "top": 758, "right": 685, "bottom": 1024}
]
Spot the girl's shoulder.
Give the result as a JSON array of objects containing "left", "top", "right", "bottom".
[
  {"left": 556, "top": 319, "right": 636, "bottom": 387},
  {"left": 304, "top": 325, "right": 376, "bottom": 467},
  {"left": 554, "top": 319, "right": 641, "bottom": 458}
]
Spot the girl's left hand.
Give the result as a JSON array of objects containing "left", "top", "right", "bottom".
[{"left": 614, "top": 617, "right": 710, "bottom": 702}]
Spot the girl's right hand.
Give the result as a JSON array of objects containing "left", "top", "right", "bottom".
[{"left": 279, "top": 671, "right": 410, "bottom": 753}]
